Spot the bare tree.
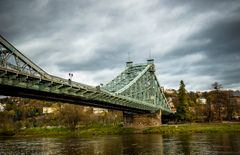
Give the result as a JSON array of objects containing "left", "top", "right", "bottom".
[
  {"left": 60, "top": 104, "right": 84, "bottom": 130},
  {"left": 226, "top": 91, "right": 234, "bottom": 120}
]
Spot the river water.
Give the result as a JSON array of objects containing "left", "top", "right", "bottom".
[{"left": 0, "top": 133, "right": 240, "bottom": 155}]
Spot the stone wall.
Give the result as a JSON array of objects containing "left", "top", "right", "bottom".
[{"left": 123, "top": 110, "right": 161, "bottom": 128}]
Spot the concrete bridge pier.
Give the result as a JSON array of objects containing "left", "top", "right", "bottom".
[{"left": 123, "top": 110, "right": 162, "bottom": 128}]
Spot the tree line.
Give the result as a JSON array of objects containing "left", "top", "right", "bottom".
[
  {"left": 0, "top": 98, "right": 122, "bottom": 135},
  {"left": 171, "top": 80, "right": 240, "bottom": 123}
]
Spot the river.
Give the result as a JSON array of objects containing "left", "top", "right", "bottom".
[{"left": 0, "top": 133, "right": 240, "bottom": 155}]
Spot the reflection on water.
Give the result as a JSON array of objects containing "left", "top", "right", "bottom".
[{"left": 0, "top": 133, "right": 240, "bottom": 155}]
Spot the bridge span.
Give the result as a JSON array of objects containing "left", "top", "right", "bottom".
[{"left": 0, "top": 35, "right": 173, "bottom": 120}]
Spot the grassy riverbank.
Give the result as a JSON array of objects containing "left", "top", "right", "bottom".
[
  {"left": 14, "top": 125, "right": 134, "bottom": 137},
  {"left": 2, "top": 123, "right": 240, "bottom": 137},
  {"left": 143, "top": 123, "right": 240, "bottom": 135}
]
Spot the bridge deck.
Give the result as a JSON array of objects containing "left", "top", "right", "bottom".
[{"left": 0, "top": 67, "right": 160, "bottom": 113}]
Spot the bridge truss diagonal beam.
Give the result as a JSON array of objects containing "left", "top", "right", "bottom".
[{"left": 0, "top": 35, "right": 51, "bottom": 79}]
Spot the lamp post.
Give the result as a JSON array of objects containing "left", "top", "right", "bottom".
[{"left": 68, "top": 73, "right": 73, "bottom": 85}]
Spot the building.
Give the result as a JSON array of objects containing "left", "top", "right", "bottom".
[
  {"left": 43, "top": 107, "right": 57, "bottom": 114},
  {"left": 0, "top": 103, "right": 5, "bottom": 112},
  {"left": 167, "top": 97, "right": 177, "bottom": 113},
  {"left": 197, "top": 97, "right": 207, "bottom": 104},
  {"left": 233, "top": 90, "right": 240, "bottom": 97},
  {"left": 93, "top": 108, "right": 108, "bottom": 114},
  {"left": 164, "top": 89, "right": 176, "bottom": 95}
]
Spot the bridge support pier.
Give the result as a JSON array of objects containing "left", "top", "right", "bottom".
[{"left": 123, "top": 110, "right": 161, "bottom": 128}]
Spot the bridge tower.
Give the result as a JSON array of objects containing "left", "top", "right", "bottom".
[{"left": 102, "top": 59, "right": 170, "bottom": 127}]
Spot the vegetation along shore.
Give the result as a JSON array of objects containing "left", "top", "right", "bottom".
[{"left": 1, "top": 123, "right": 239, "bottom": 137}]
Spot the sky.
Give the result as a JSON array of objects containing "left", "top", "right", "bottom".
[{"left": 0, "top": 0, "right": 240, "bottom": 91}]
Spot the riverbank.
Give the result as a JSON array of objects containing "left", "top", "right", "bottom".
[
  {"left": 11, "top": 125, "right": 135, "bottom": 137},
  {"left": 1, "top": 123, "right": 240, "bottom": 137},
  {"left": 143, "top": 122, "right": 240, "bottom": 135}
]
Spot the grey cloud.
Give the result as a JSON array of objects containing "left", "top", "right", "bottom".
[
  {"left": 161, "top": 0, "right": 238, "bottom": 12},
  {"left": 57, "top": 42, "right": 132, "bottom": 71},
  {"left": 0, "top": 0, "right": 97, "bottom": 41},
  {"left": 158, "top": 6, "right": 240, "bottom": 89},
  {"left": 0, "top": 0, "right": 240, "bottom": 90}
]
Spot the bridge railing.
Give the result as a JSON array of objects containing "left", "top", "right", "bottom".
[{"left": 49, "top": 75, "right": 96, "bottom": 91}]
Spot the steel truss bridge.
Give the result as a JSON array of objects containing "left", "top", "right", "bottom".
[{"left": 0, "top": 35, "right": 173, "bottom": 114}]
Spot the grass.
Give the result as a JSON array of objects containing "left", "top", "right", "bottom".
[
  {"left": 143, "top": 123, "right": 240, "bottom": 135},
  {"left": 3, "top": 123, "right": 240, "bottom": 137},
  {"left": 15, "top": 128, "right": 73, "bottom": 137},
  {"left": 75, "top": 125, "right": 134, "bottom": 136},
  {"left": 14, "top": 125, "right": 134, "bottom": 137}
]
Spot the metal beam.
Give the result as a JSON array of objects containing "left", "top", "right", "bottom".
[{"left": 0, "top": 35, "right": 51, "bottom": 79}]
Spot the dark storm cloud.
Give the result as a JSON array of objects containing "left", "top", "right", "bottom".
[
  {"left": 0, "top": 0, "right": 239, "bottom": 90},
  {"left": 161, "top": 9, "right": 240, "bottom": 89},
  {"left": 0, "top": 0, "right": 126, "bottom": 67},
  {"left": 0, "top": 0, "right": 95, "bottom": 40}
]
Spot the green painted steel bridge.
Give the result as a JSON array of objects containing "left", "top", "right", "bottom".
[{"left": 0, "top": 35, "right": 173, "bottom": 114}]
